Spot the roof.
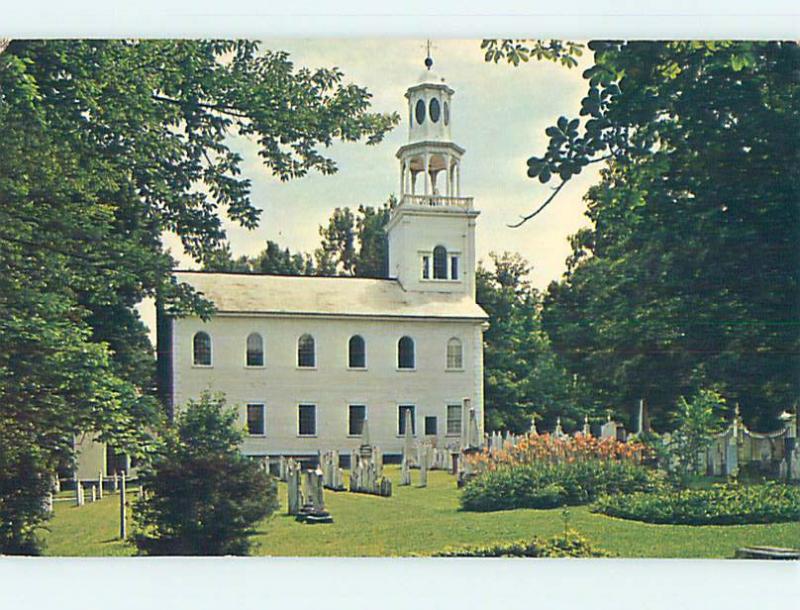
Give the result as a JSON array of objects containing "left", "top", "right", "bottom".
[{"left": 174, "top": 271, "right": 488, "bottom": 321}]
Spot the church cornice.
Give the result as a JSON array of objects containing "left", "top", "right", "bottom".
[{"left": 395, "top": 140, "right": 465, "bottom": 159}]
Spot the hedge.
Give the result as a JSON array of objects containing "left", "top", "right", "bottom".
[{"left": 591, "top": 482, "right": 800, "bottom": 525}]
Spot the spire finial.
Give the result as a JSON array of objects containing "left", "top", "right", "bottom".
[{"left": 424, "top": 39, "right": 434, "bottom": 71}]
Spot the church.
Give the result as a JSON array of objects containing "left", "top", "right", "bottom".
[{"left": 156, "top": 67, "right": 488, "bottom": 464}]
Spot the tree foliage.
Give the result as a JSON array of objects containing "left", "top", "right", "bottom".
[
  {"left": 669, "top": 389, "right": 727, "bottom": 480},
  {"left": 0, "top": 39, "right": 395, "bottom": 553},
  {"left": 477, "top": 252, "right": 582, "bottom": 433},
  {"left": 133, "top": 392, "right": 278, "bottom": 556},
  {"left": 493, "top": 41, "right": 799, "bottom": 428}
]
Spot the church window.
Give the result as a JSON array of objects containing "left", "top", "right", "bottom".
[
  {"left": 398, "top": 336, "right": 415, "bottom": 369},
  {"left": 246, "top": 404, "right": 265, "bottom": 436},
  {"left": 422, "top": 255, "right": 430, "bottom": 279},
  {"left": 447, "top": 404, "right": 462, "bottom": 435},
  {"left": 424, "top": 416, "right": 438, "bottom": 436},
  {"left": 193, "top": 331, "right": 211, "bottom": 366},
  {"left": 429, "top": 98, "right": 441, "bottom": 123},
  {"left": 348, "top": 335, "right": 366, "bottom": 368},
  {"left": 450, "top": 255, "right": 459, "bottom": 280},
  {"left": 415, "top": 99, "right": 426, "bottom": 124},
  {"left": 447, "top": 338, "right": 463, "bottom": 369},
  {"left": 298, "top": 334, "right": 316, "bottom": 368},
  {"left": 246, "top": 332, "right": 264, "bottom": 367},
  {"left": 398, "top": 405, "right": 416, "bottom": 435},
  {"left": 298, "top": 404, "right": 316, "bottom": 436},
  {"left": 348, "top": 405, "right": 366, "bottom": 436},
  {"left": 433, "top": 245, "right": 448, "bottom": 279}
]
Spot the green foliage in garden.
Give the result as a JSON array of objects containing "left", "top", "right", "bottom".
[
  {"left": 669, "top": 389, "right": 728, "bottom": 480},
  {"left": 592, "top": 482, "right": 800, "bottom": 526},
  {"left": 460, "top": 460, "right": 662, "bottom": 512},
  {"left": 132, "top": 393, "right": 279, "bottom": 555},
  {"left": 434, "top": 528, "right": 610, "bottom": 558}
]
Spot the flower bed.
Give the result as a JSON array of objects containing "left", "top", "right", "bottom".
[
  {"left": 591, "top": 482, "right": 800, "bottom": 525},
  {"left": 434, "top": 529, "right": 611, "bottom": 558},
  {"left": 460, "top": 432, "right": 659, "bottom": 512}
]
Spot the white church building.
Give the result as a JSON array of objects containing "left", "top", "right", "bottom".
[{"left": 155, "top": 68, "right": 488, "bottom": 463}]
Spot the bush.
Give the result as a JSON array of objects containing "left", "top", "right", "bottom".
[
  {"left": 434, "top": 529, "right": 611, "bottom": 558},
  {"left": 592, "top": 482, "right": 800, "bottom": 525},
  {"left": 460, "top": 460, "right": 662, "bottom": 512},
  {"left": 133, "top": 392, "right": 279, "bottom": 555}
]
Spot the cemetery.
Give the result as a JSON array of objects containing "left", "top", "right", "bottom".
[{"left": 40, "top": 404, "right": 800, "bottom": 558}]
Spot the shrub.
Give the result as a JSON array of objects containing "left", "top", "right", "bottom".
[
  {"left": 434, "top": 529, "right": 611, "bottom": 558},
  {"left": 592, "top": 482, "right": 800, "bottom": 525},
  {"left": 133, "top": 392, "right": 279, "bottom": 555},
  {"left": 460, "top": 460, "right": 662, "bottom": 512}
]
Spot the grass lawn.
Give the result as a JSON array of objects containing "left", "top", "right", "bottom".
[{"left": 41, "top": 467, "right": 800, "bottom": 557}]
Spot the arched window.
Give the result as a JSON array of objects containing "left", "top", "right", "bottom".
[
  {"left": 193, "top": 332, "right": 211, "bottom": 366},
  {"left": 447, "top": 337, "right": 463, "bottom": 369},
  {"left": 415, "top": 99, "right": 426, "bottom": 124},
  {"left": 297, "top": 334, "right": 316, "bottom": 368},
  {"left": 348, "top": 335, "right": 366, "bottom": 369},
  {"left": 429, "top": 98, "right": 441, "bottom": 123},
  {"left": 246, "top": 333, "right": 264, "bottom": 367},
  {"left": 398, "top": 336, "right": 415, "bottom": 369},
  {"left": 433, "top": 245, "right": 448, "bottom": 279}
]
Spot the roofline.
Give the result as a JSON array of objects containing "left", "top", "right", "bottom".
[
  {"left": 395, "top": 140, "right": 465, "bottom": 158},
  {"left": 173, "top": 269, "right": 400, "bottom": 284},
  {"left": 174, "top": 310, "right": 489, "bottom": 323}
]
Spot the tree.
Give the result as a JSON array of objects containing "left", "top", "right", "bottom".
[
  {"left": 133, "top": 392, "right": 278, "bottom": 556},
  {"left": 669, "top": 389, "right": 727, "bottom": 481},
  {"left": 477, "top": 252, "right": 581, "bottom": 432},
  {"left": 0, "top": 39, "right": 396, "bottom": 553},
  {"left": 488, "top": 41, "right": 799, "bottom": 429},
  {"left": 204, "top": 197, "right": 394, "bottom": 278}
]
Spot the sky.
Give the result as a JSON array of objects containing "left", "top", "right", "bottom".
[
  {"left": 162, "top": 38, "right": 600, "bottom": 291},
  {"left": 146, "top": 39, "right": 600, "bottom": 338}
]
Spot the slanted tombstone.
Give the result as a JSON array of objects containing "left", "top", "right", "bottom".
[
  {"left": 54, "top": 475, "right": 61, "bottom": 494},
  {"left": 44, "top": 492, "right": 54, "bottom": 514},
  {"left": 112, "top": 472, "right": 118, "bottom": 492}
]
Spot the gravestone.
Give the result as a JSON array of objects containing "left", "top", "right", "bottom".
[
  {"left": 400, "top": 456, "right": 411, "bottom": 486},
  {"left": 75, "top": 480, "right": 84, "bottom": 507},
  {"left": 419, "top": 446, "right": 429, "bottom": 487},
  {"left": 286, "top": 458, "right": 302, "bottom": 516}
]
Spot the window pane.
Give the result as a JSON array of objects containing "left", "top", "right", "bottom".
[
  {"left": 398, "top": 336, "right": 415, "bottom": 369},
  {"left": 422, "top": 256, "right": 430, "bottom": 279},
  {"left": 298, "top": 334, "right": 315, "bottom": 367},
  {"left": 246, "top": 333, "right": 264, "bottom": 366},
  {"left": 398, "top": 405, "right": 416, "bottom": 435},
  {"left": 425, "top": 416, "right": 438, "bottom": 436},
  {"left": 450, "top": 256, "right": 459, "bottom": 280},
  {"left": 247, "top": 404, "right": 265, "bottom": 436},
  {"left": 349, "top": 405, "right": 366, "bottom": 435},
  {"left": 348, "top": 335, "right": 366, "bottom": 368},
  {"left": 447, "top": 404, "right": 462, "bottom": 435},
  {"left": 193, "top": 332, "right": 211, "bottom": 366},
  {"left": 447, "top": 338, "right": 463, "bottom": 369},
  {"left": 299, "top": 404, "right": 316, "bottom": 435},
  {"left": 433, "top": 246, "right": 447, "bottom": 279}
]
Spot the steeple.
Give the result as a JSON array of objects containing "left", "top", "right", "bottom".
[{"left": 386, "top": 51, "right": 480, "bottom": 297}]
